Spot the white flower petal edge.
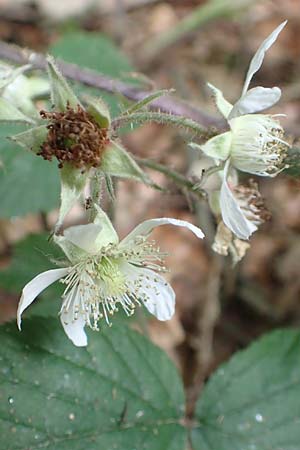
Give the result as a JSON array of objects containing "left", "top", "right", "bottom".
[
  {"left": 120, "top": 217, "right": 204, "bottom": 247},
  {"left": 229, "top": 86, "right": 281, "bottom": 119},
  {"left": 17, "top": 268, "right": 69, "bottom": 329},
  {"left": 242, "top": 20, "right": 287, "bottom": 96},
  {"left": 60, "top": 297, "right": 87, "bottom": 347},
  {"left": 220, "top": 161, "right": 257, "bottom": 240},
  {"left": 124, "top": 263, "right": 175, "bottom": 321}
]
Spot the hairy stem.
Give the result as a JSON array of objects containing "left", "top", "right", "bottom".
[
  {"left": 136, "top": 157, "right": 207, "bottom": 198},
  {"left": 113, "top": 111, "right": 208, "bottom": 136}
]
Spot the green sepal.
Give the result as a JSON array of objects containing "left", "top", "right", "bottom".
[
  {"left": 104, "top": 173, "right": 116, "bottom": 201},
  {"left": 53, "top": 233, "right": 87, "bottom": 263},
  {"left": 0, "top": 98, "right": 35, "bottom": 124},
  {"left": 56, "top": 164, "right": 88, "bottom": 231},
  {"left": 101, "top": 141, "right": 151, "bottom": 184},
  {"left": 92, "top": 204, "right": 119, "bottom": 247},
  {"left": 207, "top": 82, "right": 232, "bottom": 119},
  {"left": 8, "top": 125, "right": 48, "bottom": 153},
  {"left": 85, "top": 95, "right": 111, "bottom": 128},
  {"left": 47, "top": 56, "right": 81, "bottom": 112},
  {"left": 121, "top": 88, "right": 175, "bottom": 116},
  {"left": 191, "top": 131, "right": 232, "bottom": 161}
]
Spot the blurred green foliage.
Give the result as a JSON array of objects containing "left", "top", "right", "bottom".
[{"left": 50, "top": 31, "right": 134, "bottom": 116}]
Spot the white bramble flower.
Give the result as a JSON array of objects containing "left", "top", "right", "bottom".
[
  {"left": 191, "top": 21, "right": 289, "bottom": 240},
  {"left": 17, "top": 207, "right": 204, "bottom": 347}
]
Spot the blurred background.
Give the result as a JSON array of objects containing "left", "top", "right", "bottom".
[{"left": 0, "top": 0, "right": 299, "bottom": 411}]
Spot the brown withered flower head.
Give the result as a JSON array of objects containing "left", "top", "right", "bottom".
[
  {"left": 38, "top": 103, "right": 110, "bottom": 169},
  {"left": 233, "top": 179, "right": 272, "bottom": 226}
]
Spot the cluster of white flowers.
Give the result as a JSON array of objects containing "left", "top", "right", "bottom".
[
  {"left": 13, "top": 21, "right": 289, "bottom": 346},
  {"left": 191, "top": 21, "right": 289, "bottom": 258}
]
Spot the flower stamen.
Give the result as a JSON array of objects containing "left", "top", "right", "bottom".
[{"left": 59, "top": 236, "right": 167, "bottom": 331}]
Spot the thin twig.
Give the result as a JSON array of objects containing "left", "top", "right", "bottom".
[{"left": 0, "top": 40, "right": 225, "bottom": 129}]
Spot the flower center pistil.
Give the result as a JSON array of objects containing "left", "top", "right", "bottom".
[{"left": 95, "top": 256, "right": 127, "bottom": 298}]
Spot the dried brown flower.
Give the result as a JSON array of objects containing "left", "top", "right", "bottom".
[
  {"left": 234, "top": 180, "right": 271, "bottom": 224},
  {"left": 38, "top": 104, "right": 110, "bottom": 169}
]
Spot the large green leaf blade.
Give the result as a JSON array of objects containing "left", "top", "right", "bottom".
[
  {"left": 50, "top": 31, "right": 133, "bottom": 78},
  {"left": 0, "top": 317, "right": 186, "bottom": 450},
  {"left": 192, "top": 329, "right": 300, "bottom": 450},
  {"left": 0, "top": 233, "right": 63, "bottom": 317},
  {"left": 0, "top": 125, "right": 60, "bottom": 217}
]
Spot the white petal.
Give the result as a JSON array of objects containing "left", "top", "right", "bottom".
[
  {"left": 192, "top": 131, "right": 232, "bottom": 161},
  {"left": 229, "top": 86, "right": 281, "bottom": 119},
  {"left": 207, "top": 83, "right": 233, "bottom": 119},
  {"left": 242, "top": 21, "right": 287, "bottom": 95},
  {"left": 120, "top": 217, "right": 204, "bottom": 247},
  {"left": 60, "top": 310, "right": 87, "bottom": 347},
  {"left": 125, "top": 265, "right": 175, "bottom": 321},
  {"left": 220, "top": 161, "right": 257, "bottom": 240},
  {"left": 17, "top": 268, "right": 68, "bottom": 329}
]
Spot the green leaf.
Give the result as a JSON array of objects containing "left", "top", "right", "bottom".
[
  {"left": 50, "top": 32, "right": 133, "bottom": 78},
  {"left": 49, "top": 31, "right": 134, "bottom": 116},
  {"left": 0, "top": 125, "right": 60, "bottom": 217},
  {"left": 192, "top": 329, "right": 300, "bottom": 450},
  {"left": 0, "top": 233, "right": 63, "bottom": 317},
  {"left": 0, "top": 317, "right": 187, "bottom": 450}
]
